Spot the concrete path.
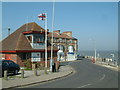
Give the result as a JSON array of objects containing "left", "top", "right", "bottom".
[
  {"left": 95, "top": 61, "right": 119, "bottom": 72},
  {"left": 2, "top": 65, "right": 73, "bottom": 89}
]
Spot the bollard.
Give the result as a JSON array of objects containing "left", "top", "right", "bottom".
[
  {"left": 21, "top": 69, "right": 24, "bottom": 78},
  {"left": 44, "top": 67, "right": 48, "bottom": 74},
  {"left": 55, "top": 62, "right": 59, "bottom": 72},
  {"left": 34, "top": 69, "right": 38, "bottom": 76},
  {"left": 4, "top": 70, "right": 8, "bottom": 80}
]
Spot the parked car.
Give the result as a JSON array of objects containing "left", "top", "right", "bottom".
[
  {"left": 77, "top": 55, "right": 85, "bottom": 60},
  {"left": 79, "top": 56, "right": 85, "bottom": 58},
  {"left": 0, "top": 60, "right": 20, "bottom": 77}
]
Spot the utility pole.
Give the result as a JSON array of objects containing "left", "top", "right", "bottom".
[
  {"left": 94, "top": 41, "right": 96, "bottom": 62},
  {"left": 111, "top": 54, "right": 115, "bottom": 64}
]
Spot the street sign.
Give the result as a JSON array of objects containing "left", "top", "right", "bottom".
[{"left": 31, "top": 52, "right": 41, "bottom": 62}]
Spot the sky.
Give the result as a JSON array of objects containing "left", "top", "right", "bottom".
[{"left": 1, "top": 2, "right": 118, "bottom": 51}]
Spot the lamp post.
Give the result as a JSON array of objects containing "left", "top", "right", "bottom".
[{"left": 110, "top": 54, "right": 115, "bottom": 64}]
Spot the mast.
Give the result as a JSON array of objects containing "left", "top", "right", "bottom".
[
  {"left": 50, "top": 0, "right": 55, "bottom": 72},
  {"left": 45, "top": 13, "right": 48, "bottom": 69}
]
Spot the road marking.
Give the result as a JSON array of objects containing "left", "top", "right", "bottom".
[
  {"left": 77, "top": 73, "right": 105, "bottom": 88},
  {"left": 77, "top": 84, "right": 92, "bottom": 88},
  {"left": 99, "top": 74, "right": 105, "bottom": 81}
]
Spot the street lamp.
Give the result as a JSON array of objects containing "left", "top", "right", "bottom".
[
  {"left": 97, "top": 53, "right": 100, "bottom": 61},
  {"left": 89, "top": 39, "right": 96, "bottom": 63},
  {"left": 110, "top": 54, "right": 115, "bottom": 64}
]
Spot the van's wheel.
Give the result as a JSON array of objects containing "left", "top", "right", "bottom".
[{"left": 14, "top": 70, "right": 18, "bottom": 75}]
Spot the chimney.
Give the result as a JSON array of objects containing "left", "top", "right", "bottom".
[
  {"left": 47, "top": 29, "right": 49, "bottom": 32},
  {"left": 53, "top": 30, "right": 60, "bottom": 34},
  {"left": 62, "top": 31, "right": 72, "bottom": 37}
]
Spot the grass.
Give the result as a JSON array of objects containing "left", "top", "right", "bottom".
[
  {"left": 24, "top": 68, "right": 32, "bottom": 71},
  {"left": 8, "top": 76, "right": 22, "bottom": 78},
  {"left": 2, "top": 75, "right": 24, "bottom": 80}
]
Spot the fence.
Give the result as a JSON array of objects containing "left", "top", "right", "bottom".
[{"left": 86, "top": 56, "right": 118, "bottom": 67}]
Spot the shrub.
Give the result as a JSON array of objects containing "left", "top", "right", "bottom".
[{"left": 24, "top": 60, "right": 32, "bottom": 69}]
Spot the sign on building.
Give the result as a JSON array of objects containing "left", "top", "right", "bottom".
[{"left": 31, "top": 52, "right": 41, "bottom": 62}]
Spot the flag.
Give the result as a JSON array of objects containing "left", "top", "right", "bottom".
[{"left": 38, "top": 13, "right": 46, "bottom": 20}]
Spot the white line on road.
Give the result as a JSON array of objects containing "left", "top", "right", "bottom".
[
  {"left": 77, "top": 84, "right": 92, "bottom": 88},
  {"left": 99, "top": 74, "right": 105, "bottom": 81},
  {"left": 77, "top": 73, "right": 105, "bottom": 88}
]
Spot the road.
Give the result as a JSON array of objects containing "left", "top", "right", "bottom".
[{"left": 19, "top": 58, "right": 118, "bottom": 88}]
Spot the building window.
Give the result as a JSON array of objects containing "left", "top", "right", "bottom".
[
  {"left": 62, "top": 39, "right": 66, "bottom": 43},
  {"left": 53, "top": 38, "right": 57, "bottom": 43},
  {"left": 60, "top": 38, "right": 62, "bottom": 43},
  {"left": 21, "top": 53, "right": 30, "bottom": 60},
  {"left": 67, "top": 39, "right": 69, "bottom": 43},
  {"left": 34, "top": 34, "right": 44, "bottom": 43},
  {"left": 57, "top": 39, "right": 59, "bottom": 42},
  {"left": 27, "top": 36, "right": 32, "bottom": 43},
  {"left": 48, "top": 38, "right": 50, "bottom": 41},
  {"left": 70, "top": 40, "right": 72, "bottom": 43}
]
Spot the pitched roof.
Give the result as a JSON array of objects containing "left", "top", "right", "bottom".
[
  {"left": 16, "top": 33, "right": 33, "bottom": 50},
  {"left": 24, "top": 22, "right": 45, "bottom": 32},
  {"left": 1, "top": 22, "right": 57, "bottom": 51}
]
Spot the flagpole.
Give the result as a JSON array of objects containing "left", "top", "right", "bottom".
[
  {"left": 45, "top": 13, "right": 48, "bottom": 73},
  {"left": 38, "top": 13, "right": 48, "bottom": 73},
  {"left": 50, "top": 0, "right": 55, "bottom": 72}
]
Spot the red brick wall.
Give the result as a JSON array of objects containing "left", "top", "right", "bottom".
[
  {"left": 0, "top": 53, "right": 26, "bottom": 67},
  {"left": 17, "top": 53, "right": 25, "bottom": 67},
  {"left": 0, "top": 52, "right": 58, "bottom": 68},
  {"left": 0, "top": 54, "right": 5, "bottom": 60},
  {"left": 0, "top": 53, "right": 17, "bottom": 63}
]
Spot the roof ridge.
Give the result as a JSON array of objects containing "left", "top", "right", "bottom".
[{"left": 15, "top": 33, "right": 22, "bottom": 50}]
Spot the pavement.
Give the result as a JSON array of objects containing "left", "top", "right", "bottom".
[
  {"left": 94, "top": 61, "right": 119, "bottom": 72},
  {"left": 1, "top": 65, "right": 73, "bottom": 89}
]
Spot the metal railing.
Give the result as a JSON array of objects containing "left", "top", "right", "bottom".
[{"left": 30, "top": 43, "right": 45, "bottom": 49}]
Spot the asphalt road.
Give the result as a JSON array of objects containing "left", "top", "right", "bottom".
[{"left": 20, "top": 58, "right": 118, "bottom": 88}]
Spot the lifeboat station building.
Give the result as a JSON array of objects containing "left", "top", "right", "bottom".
[{"left": 0, "top": 22, "right": 58, "bottom": 69}]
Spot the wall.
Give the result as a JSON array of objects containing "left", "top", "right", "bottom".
[{"left": 0, "top": 53, "right": 17, "bottom": 63}]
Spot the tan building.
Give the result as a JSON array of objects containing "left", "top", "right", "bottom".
[{"left": 48, "top": 30, "right": 78, "bottom": 61}]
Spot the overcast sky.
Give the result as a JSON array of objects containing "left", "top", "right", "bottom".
[{"left": 2, "top": 2, "right": 118, "bottom": 51}]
